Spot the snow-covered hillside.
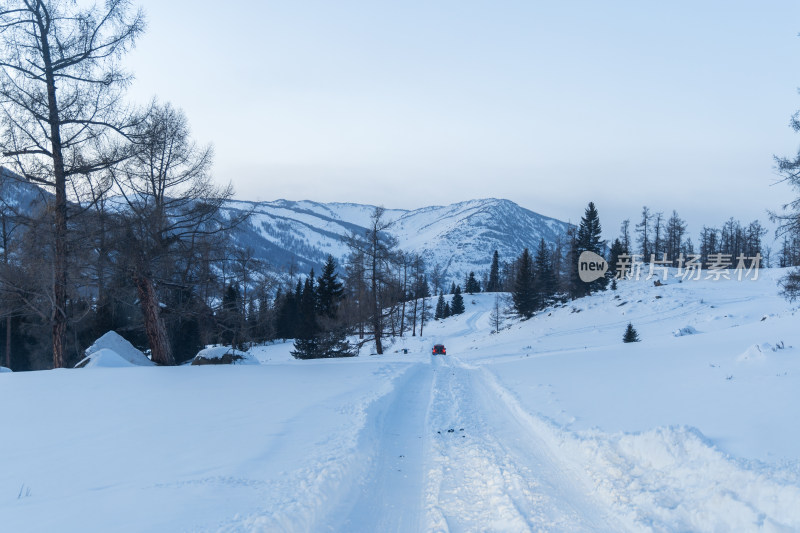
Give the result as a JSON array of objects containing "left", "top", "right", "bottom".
[
  {"left": 0, "top": 169, "right": 570, "bottom": 284},
  {"left": 224, "top": 198, "right": 571, "bottom": 282},
  {"left": 2, "top": 269, "right": 799, "bottom": 531}
]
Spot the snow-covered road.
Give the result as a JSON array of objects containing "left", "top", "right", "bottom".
[
  {"left": 325, "top": 354, "right": 628, "bottom": 532},
  {"left": 3, "top": 273, "right": 800, "bottom": 532}
]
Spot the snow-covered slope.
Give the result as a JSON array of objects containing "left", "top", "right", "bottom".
[
  {"left": 225, "top": 197, "right": 571, "bottom": 282},
  {"left": 2, "top": 269, "right": 799, "bottom": 531},
  {"left": 0, "top": 169, "right": 570, "bottom": 284},
  {"left": 0, "top": 167, "right": 51, "bottom": 212}
]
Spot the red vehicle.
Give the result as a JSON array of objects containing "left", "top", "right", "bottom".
[{"left": 432, "top": 344, "right": 446, "bottom": 355}]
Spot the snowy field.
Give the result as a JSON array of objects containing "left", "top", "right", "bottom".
[{"left": 2, "top": 270, "right": 800, "bottom": 532}]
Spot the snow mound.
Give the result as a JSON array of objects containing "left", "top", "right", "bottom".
[
  {"left": 572, "top": 425, "right": 800, "bottom": 531},
  {"left": 191, "top": 346, "right": 259, "bottom": 366},
  {"left": 82, "top": 349, "right": 137, "bottom": 368},
  {"left": 737, "top": 342, "right": 775, "bottom": 363},
  {"left": 564, "top": 427, "right": 800, "bottom": 531},
  {"left": 672, "top": 325, "right": 699, "bottom": 337},
  {"left": 0, "top": 366, "right": 11, "bottom": 373},
  {"left": 77, "top": 331, "right": 154, "bottom": 368}
]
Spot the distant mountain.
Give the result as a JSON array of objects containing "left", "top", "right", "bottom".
[
  {"left": 0, "top": 168, "right": 573, "bottom": 285},
  {"left": 0, "top": 167, "right": 52, "bottom": 212},
  {"left": 222, "top": 198, "right": 572, "bottom": 284}
]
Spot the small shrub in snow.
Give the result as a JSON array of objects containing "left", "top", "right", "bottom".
[
  {"left": 623, "top": 323, "right": 640, "bottom": 343},
  {"left": 191, "top": 347, "right": 258, "bottom": 365},
  {"left": 291, "top": 330, "right": 356, "bottom": 360}
]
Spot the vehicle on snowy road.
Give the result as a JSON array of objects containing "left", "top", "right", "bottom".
[{"left": 432, "top": 344, "right": 446, "bottom": 355}]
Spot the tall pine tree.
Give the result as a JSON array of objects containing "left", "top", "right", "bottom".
[
  {"left": 576, "top": 202, "right": 607, "bottom": 295},
  {"left": 317, "top": 255, "right": 344, "bottom": 319},
  {"left": 487, "top": 250, "right": 501, "bottom": 292},
  {"left": 512, "top": 248, "right": 536, "bottom": 318},
  {"left": 465, "top": 272, "right": 481, "bottom": 294},
  {"left": 608, "top": 238, "right": 626, "bottom": 281},
  {"left": 451, "top": 285, "right": 465, "bottom": 315},
  {"left": 533, "top": 238, "right": 556, "bottom": 304},
  {"left": 435, "top": 293, "right": 446, "bottom": 319}
]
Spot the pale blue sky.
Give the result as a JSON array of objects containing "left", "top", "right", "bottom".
[{"left": 126, "top": 1, "right": 800, "bottom": 241}]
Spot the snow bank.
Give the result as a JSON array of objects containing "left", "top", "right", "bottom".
[
  {"left": 737, "top": 341, "right": 787, "bottom": 363},
  {"left": 672, "top": 325, "right": 699, "bottom": 337},
  {"left": 77, "top": 331, "right": 154, "bottom": 367},
  {"left": 191, "top": 346, "right": 259, "bottom": 365},
  {"left": 570, "top": 425, "right": 800, "bottom": 532},
  {"left": 0, "top": 366, "right": 11, "bottom": 373},
  {"left": 81, "top": 348, "right": 138, "bottom": 369}
]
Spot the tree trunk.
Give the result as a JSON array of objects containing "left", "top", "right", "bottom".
[
  {"left": 39, "top": 16, "right": 68, "bottom": 369},
  {"left": 400, "top": 299, "right": 406, "bottom": 337},
  {"left": 411, "top": 297, "right": 418, "bottom": 337},
  {"left": 134, "top": 274, "right": 174, "bottom": 365},
  {"left": 371, "top": 243, "right": 382, "bottom": 355},
  {"left": 2, "top": 217, "right": 10, "bottom": 368},
  {"left": 4, "top": 317, "right": 10, "bottom": 368},
  {"left": 419, "top": 297, "right": 425, "bottom": 336}
]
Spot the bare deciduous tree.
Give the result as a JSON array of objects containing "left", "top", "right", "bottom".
[
  {"left": 111, "top": 102, "right": 236, "bottom": 365},
  {"left": 0, "top": 0, "right": 144, "bottom": 367},
  {"left": 345, "top": 207, "right": 397, "bottom": 355}
]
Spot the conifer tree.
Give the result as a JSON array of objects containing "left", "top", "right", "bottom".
[
  {"left": 564, "top": 227, "right": 582, "bottom": 299},
  {"left": 450, "top": 282, "right": 456, "bottom": 295},
  {"left": 487, "top": 250, "right": 501, "bottom": 292},
  {"left": 443, "top": 302, "right": 452, "bottom": 318},
  {"left": 317, "top": 255, "right": 344, "bottom": 319},
  {"left": 296, "top": 271, "right": 318, "bottom": 341},
  {"left": 576, "top": 202, "right": 607, "bottom": 295},
  {"left": 220, "top": 284, "right": 243, "bottom": 348},
  {"left": 512, "top": 248, "right": 536, "bottom": 318},
  {"left": 623, "top": 322, "right": 640, "bottom": 343},
  {"left": 291, "top": 335, "right": 320, "bottom": 360},
  {"left": 533, "top": 238, "right": 556, "bottom": 304},
  {"left": 273, "top": 288, "right": 298, "bottom": 339},
  {"left": 608, "top": 238, "right": 626, "bottom": 281},
  {"left": 465, "top": 272, "right": 481, "bottom": 294},
  {"left": 435, "top": 293, "right": 446, "bottom": 319},
  {"left": 451, "top": 285, "right": 465, "bottom": 315}
]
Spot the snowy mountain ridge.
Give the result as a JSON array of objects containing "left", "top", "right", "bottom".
[
  {"left": 0, "top": 168, "right": 572, "bottom": 284},
  {"left": 224, "top": 197, "right": 572, "bottom": 282}
]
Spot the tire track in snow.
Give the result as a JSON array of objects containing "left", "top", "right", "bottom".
[
  {"left": 329, "top": 363, "right": 433, "bottom": 532},
  {"left": 424, "top": 356, "right": 627, "bottom": 532}
]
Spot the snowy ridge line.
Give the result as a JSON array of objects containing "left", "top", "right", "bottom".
[
  {"left": 479, "top": 366, "right": 800, "bottom": 532},
  {"left": 222, "top": 197, "right": 572, "bottom": 281}
]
